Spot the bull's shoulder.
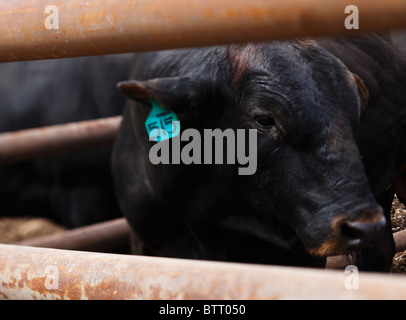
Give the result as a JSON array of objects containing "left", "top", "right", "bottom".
[
  {"left": 317, "top": 34, "right": 406, "bottom": 76},
  {"left": 317, "top": 34, "right": 406, "bottom": 100}
]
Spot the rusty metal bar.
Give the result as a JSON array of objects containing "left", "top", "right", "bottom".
[
  {"left": 14, "top": 218, "right": 131, "bottom": 252},
  {"left": 326, "top": 255, "right": 356, "bottom": 270},
  {"left": 1, "top": 0, "right": 406, "bottom": 62},
  {"left": 0, "top": 116, "right": 122, "bottom": 165},
  {"left": 393, "top": 229, "right": 406, "bottom": 253},
  {"left": 1, "top": 244, "right": 406, "bottom": 300}
]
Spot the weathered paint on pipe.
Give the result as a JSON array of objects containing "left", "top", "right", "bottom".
[
  {"left": 0, "top": 245, "right": 406, "bottom": 299},
  {"left": 394, "top": 229, "right": 406, "bottom": 253},
  {"left": 1, "top": 0, "right": 406, "bottom": 62},
  {"left": 14, "top": 218, "right": 131, "bottom": 252},
  {"left": 1, "top": 244, "right": 406, "bottom": 300},
  {"left": 326, "top": 254, "right": 356, "bottom": 270},
  {"left": 0, "top": 116, "right": 122, "bottom": 165}
]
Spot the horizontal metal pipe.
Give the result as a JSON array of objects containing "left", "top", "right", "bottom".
[
  {"left": 1, "top": 0, "right": 406, "bottom": 62},
  {"left": 0, "top": 116, "right": 122, "bottom": 165},
  {"left": 14, "top": 218, "right": 131, "bottom": 252},
  {"left": 326, "top": 255, "right": 356, "bottom": 270},
  {"left": 394, "top": 229, "right": 406, "bottom": 253},
  {"left": 1, "top": 244, "right": 406, "bottom": 300}
]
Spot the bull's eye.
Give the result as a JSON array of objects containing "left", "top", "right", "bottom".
[{"left": 254, "top": 115, "right": 275, "bottom": 129}]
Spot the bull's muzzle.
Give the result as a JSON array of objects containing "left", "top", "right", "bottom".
[
  {"left": 308, "top": 207, "right": 386, "bottom": 256},
  {"left": 339, "top": 215, "right": 386, "bottom": 249}
]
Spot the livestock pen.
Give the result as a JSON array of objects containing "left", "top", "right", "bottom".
[{"left": 1, "top": 0, "right": 406, "bottom": 302}]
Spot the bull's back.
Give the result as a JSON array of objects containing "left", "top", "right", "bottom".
[
  {"left": 390, "top": 31, "right": 406, "bottom": 57},
  {"left": 318, "top": 35, "right": 406, "bottom": 202}
]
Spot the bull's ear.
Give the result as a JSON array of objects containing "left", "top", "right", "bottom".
[
  {"left": 352, "top": 73, "right": 369, "bottom": 111},
  {"left": 117, "top": 76, "right": 195, "bottom": 111}
]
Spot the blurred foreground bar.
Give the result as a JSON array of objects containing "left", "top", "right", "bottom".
[
  {"left": 1, "top": 243, "right": 406, "bottom": 299},
  {"left": 0, "top": 0, "right": 406, "bottom": 62}
]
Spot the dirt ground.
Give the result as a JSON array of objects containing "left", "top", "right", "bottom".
[
  {"left": 0, "top": 217, "right": 65, "bottom": 244},
  {"left": 389, "top": 195, "right": 406, "bottom": 274},
  {"left": 1, "top": 197, "right": 406, "bottom": 274}
]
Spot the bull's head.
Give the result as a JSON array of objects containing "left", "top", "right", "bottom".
[{"left": 117, "top": 42, "right": 393, "bottom": 270}]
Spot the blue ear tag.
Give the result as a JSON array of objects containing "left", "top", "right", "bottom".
[{"left": 145, "top": 99, "right": 180, "bottom": 142}]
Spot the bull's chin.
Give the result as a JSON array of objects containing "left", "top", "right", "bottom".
[
  {"left": 305, "top": 237, "right": 378, "bottom": 257},
  {"left": 305, "top": 239, "right": 355, "bottom": 257}
]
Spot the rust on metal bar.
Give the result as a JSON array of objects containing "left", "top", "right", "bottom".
[
  {"left": 1, "top": 0, "right": 406, "bottom": 62},
  {"left": 14, "top": 218, "right": 131, "bottom": 252},
  {"left": 326, "top": 255, "right": 356, "bottom": 270},
  {"left": 1, "top": 244, "right": 406, "bottom": 300},
  {"left": 393, "top": 229, "right": 406, "bottom": 253},
  {"left": 0, "top": 116, "right": 122, "bottom": 165}
]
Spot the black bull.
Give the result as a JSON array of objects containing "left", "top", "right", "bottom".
[{"left": 113, "top": 34, "right": 406, "bottom": 271}]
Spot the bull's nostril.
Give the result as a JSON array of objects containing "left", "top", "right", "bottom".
[
  {"left": 340, "top": 216, "right": 386, "bottom": 249},
  {"left": 340, "top": 223, "right": 361, "bottom": 241}
]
